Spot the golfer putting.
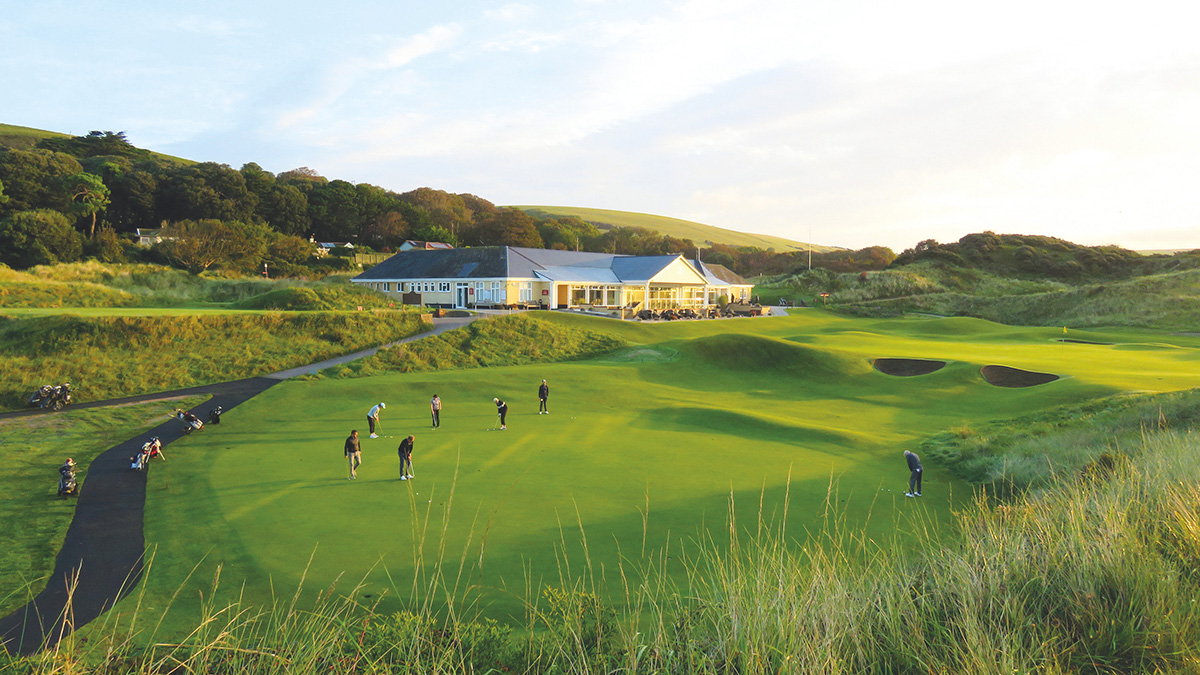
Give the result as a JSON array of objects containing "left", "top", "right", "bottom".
[
  {"left": 367, "top": 402, "right": 385, "bottom": 438},
  {"left": 904, "top": 449, "right": 923, "bottom": 497},
  {"left": 398, "top": 435, "right": 415, "bottom": 480},
  {"left": 493, "top": 397, "right": 508, "bottom": 430}
]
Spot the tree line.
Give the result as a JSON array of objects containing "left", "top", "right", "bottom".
[{"left": 0, "top": 130, "right": 899, "bottom": 277}]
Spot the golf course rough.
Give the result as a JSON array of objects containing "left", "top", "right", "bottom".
[{"left": 127, "top": 311, "right": 1200, "bottom": 631}]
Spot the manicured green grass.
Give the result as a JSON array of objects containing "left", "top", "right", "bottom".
[
  {"left": 120, "top": 311, "right": 1200, "bottom": 633},
  {"left": 0, "top": 395, "right": 208, "bottom": 615},
  {"left": 512, "top": 205, "right": 831, "bottom": 252}
]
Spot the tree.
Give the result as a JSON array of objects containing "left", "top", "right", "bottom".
[
  {"left": 62, "top": 172, "right": 111, "bottom": 238},
  {"left": 475, "top": 208, "right": 543, "bottom": 248},
  {"left": 86, "top": 225, "right": 126, "bottom": 263},
  {"left": 362, "top": 211, "right": 410, "bottom": 249},
  {"left": 307, "top": 179, "right": 362, "bottom": 241},
  {"left": 0, "top": 148, "right": 83, "bottom": 215},
  {"left": 158, "top": 162, "right": 258, "bottom": 223},
  {"left": 157, "top": 219, "right": 259, "bottom": 273},
  {"left": 0, "top": 209, "right": 83, "bottom": 268},
  {"left": 262, "top": 184, "right": 310, "bottom": 236},
  {"left": 0, "top": 178, "right": 7, "bottom": 206}
]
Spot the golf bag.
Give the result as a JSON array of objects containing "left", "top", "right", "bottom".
[
  {"left": 175, "top": 409, "right": 204, "bottom": 434},
  {"left": 28, "top": 382, "right": 73, "bottom": 411},
  {"left": 208, "top": 406, "right": 223, "bottom": 424},
  {"left": 131, "top": 437, "right": 163, "bottom": 470},
  {"left": 58, "top": 461, "right": 78, "bottom": 497}
]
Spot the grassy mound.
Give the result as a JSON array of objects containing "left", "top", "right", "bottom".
[
  {"left": 308, "top": 314, "right": 626, "bottom": 378},
  {"left": 0, "top": 262, "right": 388, "bottom": 309},
  {"left": 921, "top": 388, "right": 1200, "bottom": 490},
  {"left": 839, "top": 268, "right": 1200, "bottom": 330},
  {"left": 0, "top": 280, "right": 136, "bottom": 308},
  {"left": 0, "top": 311, "right": 429, "bottom": 410},
  {"left": 229, "top": 285, "right": 396, "bottom": 311},
  {"left": 686, "top": 333, "right": 869, "bottom": 379}
]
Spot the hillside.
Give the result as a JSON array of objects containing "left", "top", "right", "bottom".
[
  {"left": 513, "top": 205, "right": 837, "bottom": 253},
  {"left": 0, "top": 123, "right": 71, "bottom": 150}
]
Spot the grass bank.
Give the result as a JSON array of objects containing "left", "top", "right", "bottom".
[
  {"left": 0, "top": 395, "right": 208, "bottom": 615},
  {"left": 0, "top": 311, "right": 430, "bottom": 410},
  {"left": 922, "top": 387, "right": 1200, "bottom": 492},
  {"left": 0, "top": 262, "right": 393, "bottom": 310},
  {"left": 9, "top": 428, "right": 1200, "bottom": 673},
  {"left": 835, "top": 268, "right": 1200, "bottom": 330},
  {"left": 305, "top": 313, "right": 627, "bottom": 379}
]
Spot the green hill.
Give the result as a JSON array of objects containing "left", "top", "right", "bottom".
[
  {"left": 512, "top": 205, "right": 837, "bottom": 252},
  {"left": 0, "top": 123, "right": 71, "bottom": 150}
]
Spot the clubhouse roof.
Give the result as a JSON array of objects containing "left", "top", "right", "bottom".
[{"left": 351, "top": 246, "right": 752, "bottom": 310}]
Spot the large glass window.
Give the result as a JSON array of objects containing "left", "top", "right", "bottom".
[
  {"left": 439, "top": 282, "right": 450, "bottom": 292},
  {"left": 519, "top": 282, "right": 532, "bottom": 302}
]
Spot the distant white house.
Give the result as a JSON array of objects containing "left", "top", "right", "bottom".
[
  {"left": 135, "top": 228, "right": 167, "bottom": 246},
  {"left": 351, "top": 246, "right": 753, "bottom": 310},
  {"left": 311, "top": 239, "right": 354, "bottom": 257},
  {"left": 398, "top": 240, "right": 455, "bottom": 251}
]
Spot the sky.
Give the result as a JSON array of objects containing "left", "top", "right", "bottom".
[{"left": 2, "top": 0, "right": 1197, "bottom": 252}]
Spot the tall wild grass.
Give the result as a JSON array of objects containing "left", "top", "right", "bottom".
[
  {"left": 0, "top": 262, "right": 391, "bottom": 309},
  {"left": 7, "top": 429, "right": 1200, "bottom": 673},
  {"left": 0, "top": 312, "right": 429, "bottom": 410}
]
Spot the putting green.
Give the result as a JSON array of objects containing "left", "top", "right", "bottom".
[{"left": 137, "top": 311, "right": 1200, "bottom": 625}]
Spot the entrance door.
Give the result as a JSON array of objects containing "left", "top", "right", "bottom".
[{"left": 455, "top": 283, "right": 469, "bottom": 308}]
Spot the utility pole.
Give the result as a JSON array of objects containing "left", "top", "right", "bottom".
[{"left": 808, "top": 228, "right": 812, "bottom": 271}]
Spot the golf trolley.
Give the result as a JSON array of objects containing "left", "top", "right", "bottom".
[
  {"left": 175, "top": 409, "right": 204, "bottom": 434},
  {"left": 131, "top": 437, "right": 164, "bottom": 470},
  {"left": 57, "top": 459, "right": 79, "bottom": 497},
  {"left": 28, "top": 382, "right": 73, "bottom": 411}
]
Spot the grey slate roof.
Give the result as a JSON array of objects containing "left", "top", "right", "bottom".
[
  {"left": 353, "top": 247, "right": 507, "bottom": 280},
  {"left": 610, "top": 255, "right": 688, "bottom": 283},
  {"left": 353, "top": 246, "right": 743, "bottom": 285}
]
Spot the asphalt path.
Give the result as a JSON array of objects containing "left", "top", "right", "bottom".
[{"left": 0, "top": 314, "right": 482, "bottom": 655}]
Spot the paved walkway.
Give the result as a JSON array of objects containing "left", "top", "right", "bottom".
[{"left": 0, "top": 315, "right": 482, "bottom": 655}]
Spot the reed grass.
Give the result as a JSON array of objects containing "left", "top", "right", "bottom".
[{"left": 0, "top": 311, "right": 429, "bottom": 410}]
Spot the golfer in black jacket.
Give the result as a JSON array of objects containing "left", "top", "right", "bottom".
[
  {"left": 538, "top": 379, "right": 549, "bottom": 414},
  {"left": 398, "top": 435, "right": 414, "bottom": 480},
  {"left": 904, "top": 450, "right": 922, "bottom": 497},
  {"left": 493, "top": 397, "right": 508, "bottom": 430}
]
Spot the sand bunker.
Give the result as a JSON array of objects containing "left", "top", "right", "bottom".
[
  {"left": 1056, "top": 338, "right": 1113, "bottom": 345},
  {"left": 980, "top": 365, "right": 1060, "bottom": 388},
  {"left": 873, "top": 358, "right": 947, "bottom": 377}
]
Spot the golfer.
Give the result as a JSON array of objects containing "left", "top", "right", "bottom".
[
  {"left": 538, "top": 379, "right": 549, "bottom": 414},
  {"left": 345, "top": 430, "right": 361, "bottom": 480},
  {"left": 904, "top": 450, "right": 923, "bottom": 497},
  {"left": 367, "top": 402, "right": 385, "bottom": 438},
  {"left": 493, "top": 397, "right": 508, "bottom": 430},
  {"left": 398, "top": 434, "right": 415, "bottom": 480},
  {"left": 430, "top": 394, "right": 442, "bottom": 429}
]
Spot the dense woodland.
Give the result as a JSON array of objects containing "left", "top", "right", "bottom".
[{"left": 1, "top": 130, "right": 1191, "bottom": 280}]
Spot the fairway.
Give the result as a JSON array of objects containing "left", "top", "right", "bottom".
[{"left": 136, "top": 311, "right": 1200, "bottom": 625}]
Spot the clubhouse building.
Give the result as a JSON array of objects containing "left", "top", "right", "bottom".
[{"left": 350, "top": 246, "right": 753, "bottom": 311}]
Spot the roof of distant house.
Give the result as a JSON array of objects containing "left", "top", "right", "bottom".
[{"left": 401, "top": 240, "right": 455, "bottom": 250}]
